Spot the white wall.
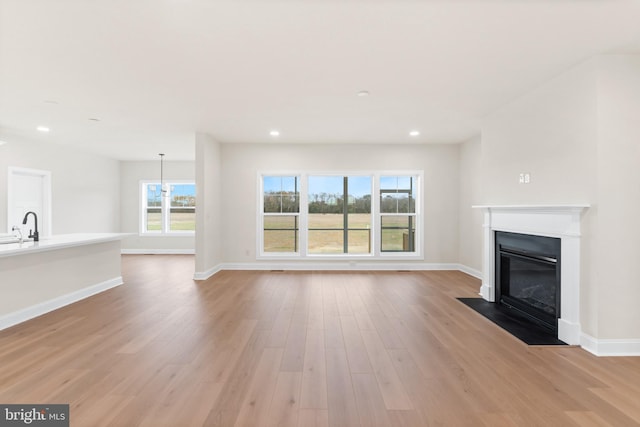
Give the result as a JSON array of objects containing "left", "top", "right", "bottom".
[
  {"left": 195, "top": 133, "right": 223, "bottom": 276},
  {"left": 120, "top": 160, "right": 195, "bottom": 253},
  {"left": 218, "top": 143, "right": 460, "bottom": 266},
  {"left": 480, "top": 59, "right": 598, "bottom": 205},
  {"left": 593, "top": 55, "right": 640, "bottom": 340},
  {"left": 0, "top": 134, "right": 120, "bottom": 234},
  {"left": 458, "top": 135, "right": 482, "bottom": 275}
]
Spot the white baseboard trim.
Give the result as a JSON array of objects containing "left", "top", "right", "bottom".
[
  {"left": 192, "top": 262, "right": 462, "bottom": 280},
  {"left": 0, "top": 277, "right": 123, "bottom": 332},
  {"left": 457, "top": 264, "right": 482, "bottom": 280},
  {"left": 121, "top": 249, "right": 195, "bottom": 255},
  {"left": 193, "top": 264, "right": 224, "bottom": 281},
  {"left": 219, "top": 262, "right": 461, "bottom": 271},
  {"left": 580, "top": 334, "right": 640, "bottom": 357}
]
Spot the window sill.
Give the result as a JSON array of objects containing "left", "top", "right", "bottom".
[
  {"left": 138, "top": 233, "right": 195, "bottom": 237},
  {"left": 258, "top": 253, "right": 424, "bottom": 261}
]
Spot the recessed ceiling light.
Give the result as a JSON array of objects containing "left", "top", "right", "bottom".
[
  {"left": 0, "top": 140, "right": 7, "bottom": 146},
  {"left": 409, "top": 130, "right": 420, "bottom": 137},
  {"left": 89, "top": 118, "right": 100, "bottom": 122},
  {"left": 43, "top": 100, "right": 59, "bottom": 105},
  {"left": 357, "top": 90, "right": 370, "bottom": 97},
  {"left": 36, "top": 126, "right": 50, "bottom": 132},
  {"left": 270, "top": 130, "right": 280, "bottom": 137}
]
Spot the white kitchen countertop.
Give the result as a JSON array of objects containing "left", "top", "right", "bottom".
[{"left": 0, "top": 233, "right": 129, "bottom": 258}]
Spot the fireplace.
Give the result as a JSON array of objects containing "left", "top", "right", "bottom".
[
  {"left": 495, "top": 231, "right": 560, "bottom": 332},
  {"left": 473, "top": 205, "right": 588, "bottom": 345}
]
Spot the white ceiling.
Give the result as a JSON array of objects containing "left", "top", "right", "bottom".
[{"left": 1, "top": 1, "right": 640, "bottom": 161}]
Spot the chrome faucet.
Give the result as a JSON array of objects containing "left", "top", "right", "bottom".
[{"left": 22, "top": 211, "right": 39, "bottom": 242}]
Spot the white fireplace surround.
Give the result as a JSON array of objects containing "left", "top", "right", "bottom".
[{"left": 473, "top": 205, "right": 589, "bottom": 346}]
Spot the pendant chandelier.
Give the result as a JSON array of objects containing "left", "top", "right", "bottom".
[{"left": 159, "top": 153, "right": 168, "bottom": 197}]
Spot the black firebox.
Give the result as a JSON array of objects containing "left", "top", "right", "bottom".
[{"left": 495, "top": 231, "right": 561, "bottom": 332}]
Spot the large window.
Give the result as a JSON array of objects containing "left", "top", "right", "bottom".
[
  {"left": 141, "top": 182, "right": 196, "bottom": 234},
  {"left": 259, "top": 172, "right": 421, "bottom": 258},
  {"left": 308, "top": 176, "right": 371, "bottom": 254}
]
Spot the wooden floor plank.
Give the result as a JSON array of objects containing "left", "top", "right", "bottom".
[
  {"left": 203, "top": 328, "right": 272, "bottom": 427},
  {"left": 360, "top": 329, "right": 412, "bottom": 410},
  {"left": 297, "top": 409, "right": 329, "bottom": 427},
  {"left": 340, "top": 316, "right": 373, "bottom": 374},
  {"left": 325, "top": 348, "right": 361, "bottom": 427},
  {"left": 323, "top": 315, "right": 344, "bottom": 349},
  {"left": 306, "top": 275, "right": 324, "bottom": 331},
  {"left": 589, "top": 386, "right": 640, "bottom": 424},
  {"left": 266, "top": 371, "right": 303, "bottom": 427},
  {"left": 565, "top": 410, "right": 615, "bottom": 427},
  {"left": 281, "top": 314, "right": 308, "bottom": 372},
  {"left": 233, "top": 348, "right": 284, "bottom": 427},
  {"left": 351, "top": 373, "right": 393, "bottom": 427},
  {"left": 300, "top": 328, "right": 328, "bottom": 409}
]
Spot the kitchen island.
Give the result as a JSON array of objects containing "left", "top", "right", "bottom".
[{"left": 0, "top": 233, "right": 127, "bottom": 330}]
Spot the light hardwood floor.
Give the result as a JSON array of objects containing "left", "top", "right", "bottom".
[{"left": 1, "top": 255, "right": 639, "bottom": 426}]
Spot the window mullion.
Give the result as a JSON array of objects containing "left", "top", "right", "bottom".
[
  {"left": 142, "top": 183, "right": 148, "bottom": 233},
  {"left": 343, "top": 176, "right": 348, "bottom": 254},
  {"left": 299, "top": 175, "right": 308, "bottom": 257},
  {"left": 162, "top": 185, "right": 169, "bottom": 233}
]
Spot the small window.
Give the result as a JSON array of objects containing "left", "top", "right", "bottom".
[
  {"left": 169, "top": 184, "right": 196, "bottom": 232},
  {"left": 141, "top": 182, "right": 195, "bottom": 234},
  {"left": 380, "top": 175, "right": 417, "bottom": 252},
  {"left": 262, "top": 176, "right": 300, "bottom": 253}
]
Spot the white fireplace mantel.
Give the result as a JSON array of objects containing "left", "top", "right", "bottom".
[{"left": 472, "top": 204, "right": 589, "bottom": 345}]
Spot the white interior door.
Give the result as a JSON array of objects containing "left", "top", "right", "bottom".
[{"left": 8, "top": 167, "right": 52, "bottom": 238}]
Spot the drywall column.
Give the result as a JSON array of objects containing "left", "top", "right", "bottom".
[
  {"left": 592, "top": 55, "right": 640, "bottom": 350},
  {"left": 458, "top": 135, "right": 483, "bottom": 277},
  {"left": 194, "top": 133, "right": 222, "bottom": 279}
]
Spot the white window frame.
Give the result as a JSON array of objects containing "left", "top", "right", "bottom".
[
  {"left": 376, "top": 173, "right": 422, "bottom": 258},
  {"left": 258, "top": 174, "right": 302, "bottom": 256},
  {"left": 140, "top": 180, "right": 196, "bottom": 236},
  {"left": 257, "top": 171, "right": 423, "bottom": 260},
  {"left": 305, "top": 173, "right": 374, "bottom": 258}
]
